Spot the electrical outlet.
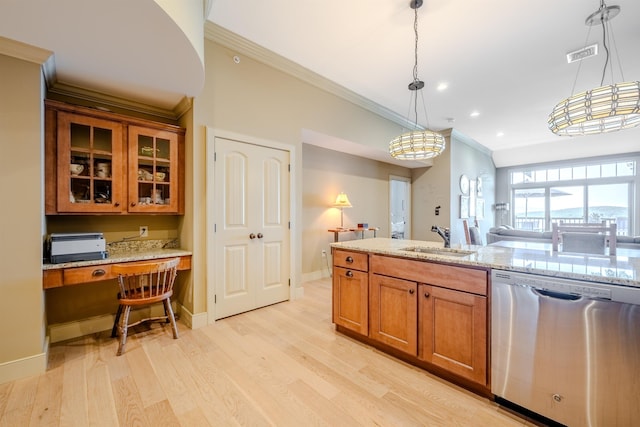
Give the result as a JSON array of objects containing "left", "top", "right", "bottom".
[
  {"left": 321, "top": 249, "right": 327, "bottom": 257},
  {"left": 139, "top": 226, "right": 149, "bottom": 237}
]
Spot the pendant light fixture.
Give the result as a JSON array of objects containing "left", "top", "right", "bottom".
[
  {"left": 548, "top": 0, "right": 640, "bottom": 136},
  {"left": 389, "top": 0, "right": 445, "bottom": 160}
]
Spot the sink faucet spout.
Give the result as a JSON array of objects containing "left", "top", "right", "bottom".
[{"left": 431, "top": 225, "right": 451, "bottom": 248}]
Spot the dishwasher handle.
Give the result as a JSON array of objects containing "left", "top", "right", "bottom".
[{"left": 533, "top": 287, "right": 581, "bottom": 301}]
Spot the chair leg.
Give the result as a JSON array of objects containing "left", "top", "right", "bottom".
[
  {"left": 116, "top": 305, "right": 131, "bottom": 356},
  {"left": 111, "top": 304, "right": 123, "bottom": 338},
  {"left": 164, "top": 298, "right": 179, "bottom": 339}
]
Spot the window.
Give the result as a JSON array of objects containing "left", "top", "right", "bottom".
[{"left": 508, "top": 158, "right": 636, "bottom": 235}]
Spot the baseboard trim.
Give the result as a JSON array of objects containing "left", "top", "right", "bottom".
[
  {"left": 301, "top": 269, "right": 330, "bottom": 283},
  {"left": 0, "top": 336, "right": 48, "bottom": 384},
  {"left": 177, "top": 303, "right": 207, "bottom": 329},
  {"left": 48, "top": 303, "right": 182, "bottom": 343}
]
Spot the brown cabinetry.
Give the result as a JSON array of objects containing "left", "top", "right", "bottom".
[
  {"left": 369, "top": 254, "right": 488, "bottom": 387},
  {"left": 369, "top": 274, "right": 417, "bottom": 354},
  {"left": 45, "top": 100, "right": 184, "bottom": 215},
  {"left": 418, "top": 283, "right": 486, "bottom": 384},
  {"left": 332, "top": 249, "right": 369, "bottom": 335}
]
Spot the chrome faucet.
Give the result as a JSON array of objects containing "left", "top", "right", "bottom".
[{"left": 431, "top": 225, "right": 450, "bottom": 248}]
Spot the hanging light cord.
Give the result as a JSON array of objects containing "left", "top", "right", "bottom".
[
  {"left": 412, "top": 5, "right": 419, "bottom": 126},
  {"left": 599, "top": 12, "right": 610, "bottom": 86}
]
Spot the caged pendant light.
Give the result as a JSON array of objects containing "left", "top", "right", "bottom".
[
  {"left": 548, "top": 0, "right": 640, "bottom": 136},
  {"left": 389, "top": 0, "right": 445, "bottom": 160}
]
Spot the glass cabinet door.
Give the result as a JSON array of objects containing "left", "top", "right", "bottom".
[
  {"left": 128, "top": 126, "right": 178, "bottom": 213},
  {"left": 56, "top": 112, "right": 124, "bottom": 213}
]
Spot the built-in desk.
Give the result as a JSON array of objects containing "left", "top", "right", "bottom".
[{"left": 42, "top": 249, "right": 192, "bottom": 289}]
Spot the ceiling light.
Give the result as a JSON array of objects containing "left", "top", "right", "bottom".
[
  {"left": 470, "top": 111, "right": 480, "bottom": 118},
  {"left": 496, "top": 132, "right": 505, "bottom": 137},
  {"left": 389, "top": 0, "right": 445, "bottom": 161},
  {"left": 548, "top": 1, "right": 640, "bottom": 136},
  {"left": 437, "top": 82, "right": 448, "bottom": 91}
]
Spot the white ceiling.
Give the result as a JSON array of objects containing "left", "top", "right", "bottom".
[
  {"left": 207, "top": 0, "right": 640, "bottom": 166},
  {"left": 1, "top": 0, "right": 638, "bottom": 167}
]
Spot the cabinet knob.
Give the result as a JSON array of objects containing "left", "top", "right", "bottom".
[
  {"left": 114, "top": 202, "right": 120, "bottom": 207},
  {"left": 552, "top": 393, "right": 563, "bottom": 403},
  {"left": 257, "top": 233, "right": 264, "bottom": 239},
  {"left": 346, "top": 256, "right": 354, "bottom": 263},
  {"left": 409, "top": 288, "right": 415, "bottom": 295},
  {"left": 346, "top": 270, "right": 354, "bottom": 278},
  {"left": 131, "top": 202, "right": 136, "bottom": 207},
  {"left": 424, "top": 292, "right": 430, "bottom": 298},
  {"left": 249, "top": 233, "right": 256, "bottom": 239},
  {"left": 92, "top": 269, "right": 106, "bottom": 277}
]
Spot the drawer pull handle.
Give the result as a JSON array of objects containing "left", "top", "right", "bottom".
[
  {"left": 92, "top": 269, "right": 106, "bottom": 277},
  {"left": 409, "top": 288, "right": 415, "bottom": 295},
  {"left": 346, "top": 256, "right": 354, "bottom": 263},
  {"left": 346, "top": 270, "right": 354, "bottom": 278}
]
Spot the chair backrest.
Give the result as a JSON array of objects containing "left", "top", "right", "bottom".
[
  {"left": 113, "top": 258, "right": 180, "bottom": 301},
  {"left": 552, "top": 222, "right": 617, "bottom": 255},
  {"left": 463, "top": 219, "right": 483, "bottom": 245}
]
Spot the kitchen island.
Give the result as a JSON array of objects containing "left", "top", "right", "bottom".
[{"left": 328, "top": 237, "right": 640, "bottom": 401}]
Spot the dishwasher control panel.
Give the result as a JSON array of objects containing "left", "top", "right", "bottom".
[{"left": 492, "top": 270, "right": 640, "bottom": 305}]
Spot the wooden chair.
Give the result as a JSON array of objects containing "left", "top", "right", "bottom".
[
  {"left": 111, "top": 258, "right": 180, "bottom": 356},
  {"left": 463, "top": 219, "right": 483, "bottom": 245},
  {"left": 552, "top": 221, "right": 617, "bottom": 255}
]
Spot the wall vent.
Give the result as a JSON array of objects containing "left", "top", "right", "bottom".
[{"left": 566, "top": 43, "right": 598, "bottom": 63}]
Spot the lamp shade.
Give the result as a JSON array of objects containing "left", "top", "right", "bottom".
[
  {"left": 389, "top": 130, "right": 446, "bottom": 160},
  {"left": 548, "top": 81, "right": 640, "bottom": 135},
  {"left": 333, "top": 192, "right": 352, "bottom": 208}
]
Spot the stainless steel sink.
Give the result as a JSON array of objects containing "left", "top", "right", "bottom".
[{"left": 400, "top": 247, "right": 476, "bottom": 257}]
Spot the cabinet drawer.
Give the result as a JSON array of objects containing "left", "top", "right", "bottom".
[
  {"left": 333, "top": 249, "right": 368, "bottom": 271},
  {"left": 63, "top": 264, "right": 115, "bottom": 285},
  {"left": 371, "top": 255, "right": 487, "bottom": 296}
]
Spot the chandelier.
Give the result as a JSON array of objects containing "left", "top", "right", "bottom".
[
  {"left": 548, "top": 1, "right": 640, "bottom": 136},
  {"left": 389, "top": 0, "right": 445, "bottom": 160}
]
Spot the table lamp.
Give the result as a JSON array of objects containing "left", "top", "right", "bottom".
[{"left": 333, "top": 192, "right": 352, "bottom": 229}]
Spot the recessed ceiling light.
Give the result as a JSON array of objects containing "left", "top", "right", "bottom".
[
  {"left": 496, "top": 131, "right": 505, "bottom": 137},
  {"left": 470, "top": 111, "right": 480, "bottom": 118},
  {"left": 437, "top": 82, "right": 448, "bottom": 91}
]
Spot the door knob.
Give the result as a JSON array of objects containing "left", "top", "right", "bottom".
[
  {"left": 249, "top": 233, "right": 256, "bottom": 239},
  {"left": 257, "top": 233, "right": 264, "bottom": 239}
]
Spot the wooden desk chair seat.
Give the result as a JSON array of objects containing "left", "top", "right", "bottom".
[
  {"left": 552, "top": 221, "right": 617, "bottom": 255},
  {"left": 111, "top": 257, "right": 180, "bottom": 356}
]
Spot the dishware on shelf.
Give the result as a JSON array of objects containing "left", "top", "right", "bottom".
[
  {"left": 138, "top": 169, "right": 153, "bottom": 181},
  {"left": 155, "top": 171, "right": 166, "bottom": 181},
  {"left": 95, "top": 162, "right": 110, "bottom": 178},
  {"left": 70, "top": 164, "right": 84, "bottom": 176}
]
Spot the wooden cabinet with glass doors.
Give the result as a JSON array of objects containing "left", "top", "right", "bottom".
[{"left": 45, "top": 100, "right": 184, "bottom": 215}]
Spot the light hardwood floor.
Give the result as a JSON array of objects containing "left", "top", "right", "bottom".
[{"left": 1, "top": 278, "right": 537, "bottom": 426}]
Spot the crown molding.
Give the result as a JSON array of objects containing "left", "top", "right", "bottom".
[
  {"left": 204, "top": 21, "right": 414, "bottom": 129},
  {"left": 46, "top": 81, "right": 191, "bottom": 122}
]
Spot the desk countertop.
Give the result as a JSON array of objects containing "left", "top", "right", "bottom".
[
  {"left": 330, "top": 238, "right": 640, "bottom": 288},
  {"left": 43, "top": 248, "right": 192, "bottom": 270}
]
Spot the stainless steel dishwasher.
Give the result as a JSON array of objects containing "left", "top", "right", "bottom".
[{"left": 491, "top": 270, "right": 640, "bottom": 426}]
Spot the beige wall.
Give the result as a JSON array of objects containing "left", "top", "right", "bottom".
[
  {"left": 0, "top": 54, "right": 46, "bottom": 376},
  {"left": 188, "top": 39, "right": 406, "bottom": 313},
  {"left": 302, "top": 144, "right": 411, "bottom": 277}
]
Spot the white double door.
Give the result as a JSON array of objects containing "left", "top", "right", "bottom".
[{"left": 212, "top": 137, "right": 290, "bottom": 320}]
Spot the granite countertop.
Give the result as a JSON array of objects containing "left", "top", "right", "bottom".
[
  {"left": 330, "top": 238, "right": 640, "bottom": 288},
  {"left": 43, "top": 239, "right": 192, "bottom": 270}
]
